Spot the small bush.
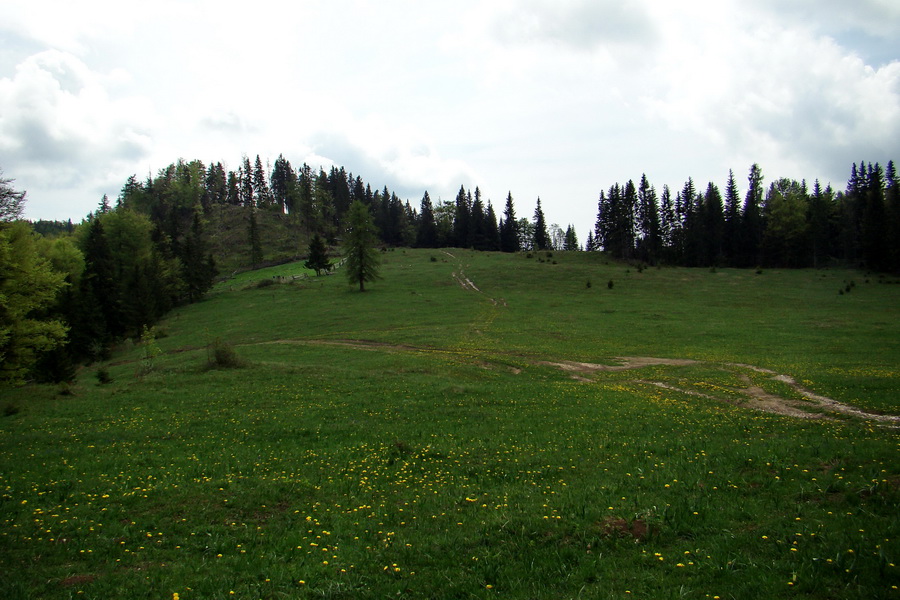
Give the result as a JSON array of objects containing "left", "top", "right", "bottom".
[
  {"left": 96, "top": 367, "right": 112, "bottom": 385},
  {"left": 3, "top": 403, "right": 20, "bottom": 417},
  {"left": 255, "top": 278, "right": 277, "bottom": 289},
  {"left": 207, "top": 338, "right": 244, "bottom": 369},
  {"left": 526, "top": 253, "right": 533, "bottom": 259},
  {"left": 608, "top": 279, "right": 614, "bottom": 290},
  {"left": 586, "top": 280, "right": 592, "bottom": 289},
  {"left": 430, "top": 256, "right": 437, "bottom": 262}
]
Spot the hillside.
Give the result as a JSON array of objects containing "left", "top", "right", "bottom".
[
  {"left": 2, "top": 251, "right": 898, "bottom": 599},
  {"left": 204, "top": 204, "right": 315, "bottom": 276}
]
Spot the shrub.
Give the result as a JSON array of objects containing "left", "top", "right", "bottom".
[
  {"left": 608, "top": 279, "right": 614, "bottom": 290},
  {"left": 3, "top": 403, "right": 20, "bottom": 417},
  {"left": 207, "top": 338, "right": 244, "bottom": 369},
  {"left": 136, "top": 326, "right": 161, "bottom": 377},
  {"left": 96, "top": 367, "right": 112, "bottom": 385}
]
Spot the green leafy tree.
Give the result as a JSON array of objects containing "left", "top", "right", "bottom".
[
  {"left": 304, "top": 233, "right": 331, "bottom": 276},
  {"left": 762, "top": 178, "right": 810, "bottom": 267},
  {"left": 0, "top": 168, "right": 27, "bottom": 222},
  {"left": 0, "top": 222, "right": 68, "bottom": 382},
  {"left": 344, "top": 200, "right": 381, "bottom": 292}
]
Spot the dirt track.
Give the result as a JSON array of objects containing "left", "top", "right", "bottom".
[
  {"left": 540, "top": 356, "right": 899, "bottom": 424},
  {"left": 255, "top": 337, "right": 899, "bottom": 426}
]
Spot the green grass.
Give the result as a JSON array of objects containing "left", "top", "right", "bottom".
[{"left": 2, "top": 249, "right": 898, "bottom": 599}]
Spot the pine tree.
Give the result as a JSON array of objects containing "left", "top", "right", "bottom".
[
  {"left": 740, "top": 163, "right": 765, "bottom": 267},
  {"left": 416, "top": 191, "right": 438, "bottom": 248},
  {"left": 659, "top": 185, "right": 675, "bottom": 259},
  {"left": 240, "top": 157, "right": 254, "bottom": 207},
  {"left": 253, "top": 155, "right": 272, "bottom": 209},
  {"left": 499, "top": 192, "right": 519, "bottom": 252},
  {"left": 702, "top": 182, "right": 725, "bottom": 266},
  {"left": 453, "top": 186, "right": 471, "bottom": 248},
  {"left": 77, "top": 217, "right": 122, "bottom": 357},
  {"left": 248, "top": 204, "right": 262, "bottom": 268},
  {"left": 636, "top": 175, "right": 660, "bottom": 263},
  {"left": 532, "top": 198, "right": 550, "bottom": 250},
  {"left": 723, "top": 169, "right": 741, "bottom": 264},
  {"left": 304, "top": 233, "right": 331, "bottom": 276},
  {"left": 344, "top": 200, "right": 381, "bottom": 292},
  {"left": 182, "top": 211, "right": 218, "bottom": 302},
  {"left": 885, "top": 160, "right": 900, "bottom": 271},
  {"left": 484, "top": 202, "right": 501, "bottom": 251},
  {"left": 471, "top": 188, "right": 489, "bottom": 250},
  {"left": 563, "top": 225, "right": 579, "bottom": 251},
  {"left": 270, "top": 154, "right": 293, "bottom": 213},
  {"left": 860, "top": 162, "right": 888, "bottom": 270}
]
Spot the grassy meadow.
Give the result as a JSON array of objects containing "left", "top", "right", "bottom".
[{"left": 1, "top": 249, "right": 898, "bottom": 599}]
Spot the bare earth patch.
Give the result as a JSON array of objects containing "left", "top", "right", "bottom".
[
  {"left": 547, "top": 356, "right": 899, "bottom": 425},
  {"left": 246, "top": 336, "right": 897, "bottom": 425}
]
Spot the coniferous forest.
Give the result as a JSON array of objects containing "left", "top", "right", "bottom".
[{"left": 1, "top": 155, "right": 898, "bottom": 384}]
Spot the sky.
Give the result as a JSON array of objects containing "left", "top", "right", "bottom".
[{"left": 1, "top": 0, "right": 898, "bottom": 239}]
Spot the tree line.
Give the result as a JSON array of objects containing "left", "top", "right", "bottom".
[
  {"left": 590, "top": 162, "right": 900, "bottom": 271},
  {"left": 1, "top": 167, "right": 218, "bottom": 383}
]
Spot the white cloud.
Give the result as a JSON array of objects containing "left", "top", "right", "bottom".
[
  {"left": 0, "top": 0, "right": 897, "bottom": 227},
  {"left": 0, "top": 50, "right": 156, "bottom": 197}
]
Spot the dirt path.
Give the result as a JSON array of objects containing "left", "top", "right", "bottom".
[
  {"left": 443, "top": 251, "right": 506, "bottom": 306},
  {"left": 248, "top": 337, "right": 899, "bottom": 426},
  {"left": 543, "top": 356, "right": 899, "bottom": 424}
]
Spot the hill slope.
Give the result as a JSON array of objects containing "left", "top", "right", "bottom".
[{"left": 2, "top": 251, "right": 898, "bottom": 599}]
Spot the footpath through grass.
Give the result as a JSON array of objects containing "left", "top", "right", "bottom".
[{"left": 1, "top": 249, "right": 898, "bottom": 599}]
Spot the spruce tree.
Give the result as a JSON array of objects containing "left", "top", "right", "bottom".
[
  {"left": 248, "top": 204, "right": 263, "bottom": 268},
  {"left": 563, "top": 225, "right": 579, "bottom": 251},
  {"left": 344, "top": 200, "right": 381, "bottom": 292},
  {"left": 723, "top": 169, "right": 741, "bottom": 264},
  {"left": 499, "top": 192, "right": 519, "bottom": 252},
  {"left": 304, "top": 233, "right": 331, "bottom": 276},
  {"left": 740, "top": 164, "right": 765, "bottom": 267},
  {"left": 416, "top": 191, "right": 438, "bottom": 248},
  {"left": 532, "top": 198, "right": 550, "bottom": 250}
]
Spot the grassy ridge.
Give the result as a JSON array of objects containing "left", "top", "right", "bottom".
[{"left": 1, "top": 249, "right": 898, "bottom": 599}]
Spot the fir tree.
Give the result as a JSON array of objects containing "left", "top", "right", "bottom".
[
  {"left": 416, "top": 191, "right": 438, "bottom": 248},
  {"left": 304, "top": 233, "right": 331, "bottom": 276},
  {"left": 248, "top": 204, "right": 262, "bottom": 268},
  {"left": 499, "top": 192, "right": 519, "bottom": 252},
  {"left": 344, "top": 200, "right": 381, "bottom": 292},
  {"left": 532, "top": 198, "right": 550, "bottom": 250}
]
